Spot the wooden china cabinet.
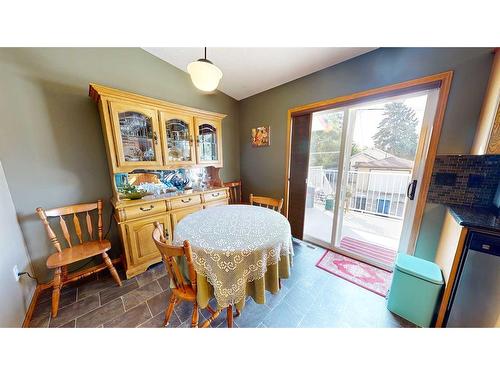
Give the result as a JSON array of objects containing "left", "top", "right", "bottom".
[{"left": 89, "top": 84, "right": 229, "bottom": 278}]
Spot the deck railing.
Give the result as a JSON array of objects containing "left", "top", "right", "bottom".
[{"left": 307, "top": 167, "right": 411, "bottom": 219}]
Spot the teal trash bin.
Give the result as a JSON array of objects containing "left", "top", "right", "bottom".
[
  {"left": 387, "top": 253, "right": 444, "bottom": 327},
  {"left": 324, "top": 195, "right": 334, "bottom": 211}
]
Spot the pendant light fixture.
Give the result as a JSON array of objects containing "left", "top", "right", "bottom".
[{"left": 187, "top": 47, "right": 223, "bottom": 92}]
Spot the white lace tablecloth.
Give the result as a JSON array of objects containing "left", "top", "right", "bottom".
[{"left": 173, "top": 204, "right": 293, "bottom": 308}]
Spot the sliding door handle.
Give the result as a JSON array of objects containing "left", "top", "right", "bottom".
[{"left": 407, "top": 180, "right": 417, "bottom": 200}]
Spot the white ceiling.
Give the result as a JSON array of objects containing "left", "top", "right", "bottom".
[{"left": 142, "top": 47, "right": 376, "bottom": 100}]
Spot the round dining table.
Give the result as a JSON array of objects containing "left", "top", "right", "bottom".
[{"left": 173, "top": 204, "right": 293, "bottom": 312}]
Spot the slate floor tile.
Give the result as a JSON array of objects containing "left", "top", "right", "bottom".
[
  {"left": 76, "top": 298, "right": 125, "bottom": 328},
  {"left": 29, "top": 311, "right": 50, "bottom": 328},
  {"left": 234, "top": 299, "right": 272, "bottom": 328},
  {"left": 49, "top": 295, "right": 100, "bottom": 327},
  {"left": 298, "top": 304, "right": 350, "bottom": 328},
  {"left": 99, "top": 278, "right": 139, "bottom": 305},
  {"left": 263, "top": 301, "right": 304, "bottom": 328},
  {"left": 37, "top": 275, "right": 95, "bottom": 305},
  {"left": 33, "top": 288, "right": 78, "bottom": 317},
  {"left": 215, "top": 319, "right": 239, "bottom": 328},
  {"left": 264, "top": 285, "right": 290, "bottom": 310},
  {"left": 173, "top": 300, "right": 198, "bottom": 323},
  {"left": 122, "top": 281, "right": 162, "bottom": 310},
  {"left": 104, "top": 303, "right": 152, "bottom": 328},
  {"left": 157, "top": 275, "right": 169, "bottom": 291},
  {"left": 146, "top": 289, "right": 170, "bottom": 316},
  {"left": 135, "top": 269, "right": 156, "bottom": 288},
  {"left": 136, "top": 263, "right": 166, "bottom": 287},
  {"left": 77, "top": 275, "right": 118, "bottom": 300},
  {"left": 140, "top": 310, "right": 183, "bottom": 328},
  {"left": 282, "top": 285, "right": 320, "bottom": 315},
  {"left": 59, "top": 320, "right": 76, "bottom": 328}
]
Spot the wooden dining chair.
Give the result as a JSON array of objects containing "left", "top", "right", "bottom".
[
  {"left": 224, "top": 180, "right": 242, "bottom": 204},
  {"left": 249, "top": 194, "right": 284, "bottom": 213},
  {"left": 36, "top": 200, "right": 122, "bottom": 318},
  {"left": 152, "top": 222, "right": 235, "bottom": 328}
]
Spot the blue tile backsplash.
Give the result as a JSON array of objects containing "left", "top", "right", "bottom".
[{"left": 427, "top": 154, "right": 500, "bottom": 207}]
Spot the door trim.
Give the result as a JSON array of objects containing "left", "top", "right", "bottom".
[{"left": 284, "top": 71, "right": 453, "bottom": 256}]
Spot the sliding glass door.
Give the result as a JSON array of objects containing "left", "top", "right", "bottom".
[{"left": 303, "top": 88, "right": 439, "bottom": 269}]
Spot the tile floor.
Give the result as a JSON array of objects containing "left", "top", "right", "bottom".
[{"left": 29, "top": 241, "right": 414, "bottom": 328}]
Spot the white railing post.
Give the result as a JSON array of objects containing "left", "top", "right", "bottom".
[{"left": 308, "top": 167, "right": 410, "bottom": 220}]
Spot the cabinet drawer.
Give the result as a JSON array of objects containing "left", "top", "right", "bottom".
[
  {"left": 169, "top": 194, "right": 202, "bottom": 210},
  {"left": 204, "top": 199, "right": 229, "bottom": 208},
  {"left": 170, "top": 205, "right": 203, "bottom": 229},
  {"left": 203, "top": 190, "right": 228, "bottom": 202},
  {"left": 121, "top": 201, "right": 166, "bottom": 221}
]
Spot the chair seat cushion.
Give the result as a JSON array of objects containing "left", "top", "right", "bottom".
[{"left": 46, "top": 240, "right": 111, "bottom": 268}]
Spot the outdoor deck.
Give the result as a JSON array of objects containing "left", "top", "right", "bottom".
[{"left": 304, "top": 205, "right": 401, "bottom": 266}]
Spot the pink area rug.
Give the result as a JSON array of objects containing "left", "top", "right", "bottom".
[
  {"left": 316, "top": 250, "right": 393, "bottom": 297},
  {"left": 339, "top": 236, "right": 397, "bottom": 268}
]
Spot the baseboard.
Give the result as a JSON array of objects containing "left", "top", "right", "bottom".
[
  {"left": 21, "top": 257, "right": 122, "bottom": 328},
  {"left": 22, "top": 284, "right": 42, "bottom": 328}
]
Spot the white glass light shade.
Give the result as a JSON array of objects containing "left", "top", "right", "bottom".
[{"left": 187, "top": 59, "right": 223, "bottom": 92}]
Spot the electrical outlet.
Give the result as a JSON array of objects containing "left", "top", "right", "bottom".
[{"left": 13, "top": 265, "right": 20, "bottom": 281}]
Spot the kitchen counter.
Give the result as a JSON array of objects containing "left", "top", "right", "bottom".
[{"left": 447, "top": 205, "right": 500, "bottom": 232}]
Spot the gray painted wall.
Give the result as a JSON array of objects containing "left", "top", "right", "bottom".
[
  {"left": 0, "top": 48, "right": 240, "bottom": 283},
  {"left": 0, "top": 162, "right": 37, "bottom": 327},
  {"left": 239, "top": 48, "right": 493, "bottom": 260}
]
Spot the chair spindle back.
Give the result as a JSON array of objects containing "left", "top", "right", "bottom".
[
  {"left": 249, "top": 194, "right": 284, "bottom": 213},
  {"left": 152, "top": 222, "right": 197, "bottom": 295},
  {"left": 224, "top": 180, "right": 242, "bottom": 204},
  {"left": 36, "top": 200, "right": 104, "bottom": 252}
]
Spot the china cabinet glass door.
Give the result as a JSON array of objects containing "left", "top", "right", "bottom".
[
  {"left": 195, "top": 117, "right": 222, "bottom": 166},
  {"left": 159, "top": 112, "right": 196, "bottom": 166},
  {"left": 109, "top": 101, "right": 163, "bottom": 168}
]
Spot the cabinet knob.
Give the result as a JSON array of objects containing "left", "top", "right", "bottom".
[
  {"left": 153, "top": 131, "right": 158, "bottom": 145},
  {"left": 139, "top": 205, "right": 154, "bottom": 212},
  {"left": 181, "top": 198, "right": 192, "bottom": 203}
]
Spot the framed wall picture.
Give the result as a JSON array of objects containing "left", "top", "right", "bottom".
[{"left": 251, "top": 126, "right": 271, "bottom": 147}]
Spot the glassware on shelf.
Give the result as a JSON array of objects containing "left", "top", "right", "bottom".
[
  {"left": 171, "top": 169, "right": 191, "bottom": 191},
  {"left": 136, "top": 182, "right": 169, "bottom": 196},
  {"left": 118, "top": 111, "right": 156, "bottom": 162},
  {"left": 166, "top": 119, "right": 193, "bottom": 162},
  {"left": 198, "top": 123, "right": 218, "bottom": 161}
]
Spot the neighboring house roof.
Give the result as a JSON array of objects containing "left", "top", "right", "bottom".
[
  {"left": 355, "top": 156, "right": 413, "bottom": 170},
  {"left": 350, "top": 148, "right": 394, "bottom": 163}
]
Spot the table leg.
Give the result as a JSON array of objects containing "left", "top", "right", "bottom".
[{"left": 227, "top": 305, "right": 233, "bottom": 328}]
